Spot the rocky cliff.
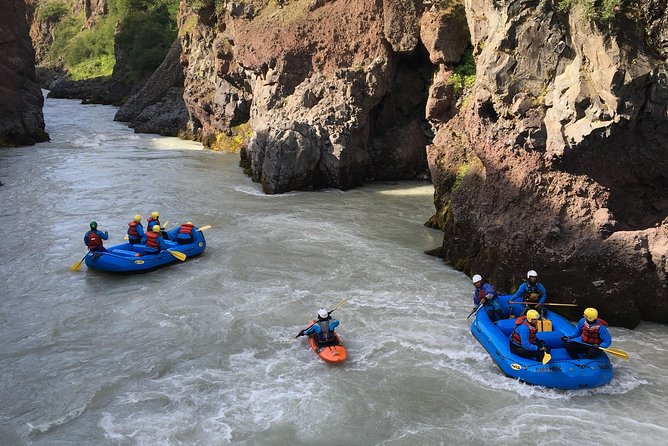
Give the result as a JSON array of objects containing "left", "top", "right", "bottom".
[
  {"left": 0, "top": 0, "right": 48, "bottom": 147},
  {"left": 427, "top": 0, "right": 668, "bottom": 327},
  {"left": 175, "top": 0, "right": 667, "bottom": 326},
  {"left": 179, "top": 0, "right": 467, "bottom": 192}
]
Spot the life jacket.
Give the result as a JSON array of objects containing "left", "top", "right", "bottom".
[
  {"left": 317, "top": 319, "right": 332, "bottom": 341},
  {"left": 127, "top": 221, "right": 142, "bottom": 238},
  {"left": 511, "top": 315, "right": 537, "bottom": 346},
  {"left": 145, "top": 231, "right": 160, "bottom": 250},
  {"left": 522, "top": 281, "right": 543, "bottom": 302},
  {"left": 147, "top": 217, "right": 160, "bottom": 230},
  {"left": 582, "top": 318, "right": 608, "bottom": 344},
  {"left": 178, "top": 223, "right": 194, "bottom": 235},
  {"left": 86, "top": 231, "right": 102, "bottom": 249}
]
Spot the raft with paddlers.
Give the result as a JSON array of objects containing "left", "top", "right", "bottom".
[
  {"left": 470, "top": 294, "right": 617, "bottom": 389},
  {"left": 82, "top": 225, "right": 209, "bottom": 273}
]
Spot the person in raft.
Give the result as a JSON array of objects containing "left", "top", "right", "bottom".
[
  {"left": 176, "top": 221, "right": 195, "bottom": 244},
  {"left": 297, "top": 308, "right": 340, "bottom": 346},
  {"left": 471, "top": 274, "right": 503, "bottom": 321},
  {"left": 145, "top": 225, "right": 168, "bottom": 254},
  {"left": 127, "top": 214, "right": 146, "bottom": 245},
  {"left": 510, "top": 309, "right": 550, "bottom": 362},
  {"left": 510, "top": 269, "right": 548, "bottom": 316},
  {"left": 147, "top": 211, "right": 169, "bottom": 239},
  {"left": 562, "top": 307, "right": 612, "bottom": 359},
  {"left": 84, "top": 221, "right": 109, "bottom": 253}
]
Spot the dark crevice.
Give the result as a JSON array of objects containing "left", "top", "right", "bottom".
[{"left": 366, "top": 41, "right": 434, "bottom": 182}]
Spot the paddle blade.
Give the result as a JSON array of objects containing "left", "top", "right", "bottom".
[
  {"left": 602, "top": 347, "right": 629, "bottom": 361},
  {"left": 197, "top": 225, "right": 211, "bottom": 231},
  {"left": 70, "top": 260, "right": 84, "bottom": 271},
  {"left": 168, "top": 250, "right": 186, "bottom": 261},
  {"left": 542, "top": 352, "right": 552, "bottom": 365},
  {"left": 124, "top": 235, "right": 129, "bottom": 241}
]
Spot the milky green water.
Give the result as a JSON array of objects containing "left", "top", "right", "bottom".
[{"left": 0, "top": 96, "right": 666, "bottom": 445}]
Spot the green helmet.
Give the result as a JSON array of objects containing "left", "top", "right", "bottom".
[{"left": 90, "top": 221, "right": 98, "bottom": 229}]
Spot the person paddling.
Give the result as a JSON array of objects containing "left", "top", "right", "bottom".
[
  {"left": 176, "top": 221, "right": 195, "bottom": 244},
  {"left": 562, "top": 307, "right": 612, "bottom": 359},
  {"left": 147, "top": 211, "right": 169, "bottom": 239},
  {"left": 145, "top": 225, "right": 168, "bottom": 254},
  {"left": 510, "top": 309, "right": 550, "bottom": 362},
  {"left": 297, "top": 308, "right": 340, "bottom": 346},
  {"left": 471, "top": 274, "right": 503, "bottom": 321},
  {"left": 84, "top": 221, "right": 108, "bottom": 253},
  {"left": 127, "top": 214, "right": 146, "bottom": 245},
  {"left": 510, "top": 270, "right": 548, "bottom": 316}
]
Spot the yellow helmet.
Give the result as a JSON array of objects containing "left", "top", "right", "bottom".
[
  {"left": 186, "top": 221, "right": 192, "bottom": 225},
  {"left": 584, "top": 308, "right": 598, "bottom": 322},
  {"left": 152, "top": 225, "right": 161, "bottom": 233},
  {"left": 526, "top": 309, "right": 540, "bottom": 321},
  {"left": 134, "top": 214, "right": 142, "bottom": 222},
  {"left": 152, "top": 211, "right": 159, "bottom": 219}
]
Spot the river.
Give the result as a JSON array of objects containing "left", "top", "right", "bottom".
[{"left": 0, "top": 96, "right": 667, "bottom": 445}]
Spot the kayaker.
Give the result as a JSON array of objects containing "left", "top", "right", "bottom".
[
  {"left": 297, "top": 308, "right": 340, "bottom": 346},
  {"left": 562, "top": 307, "right": 612, "bottom": 359},
  {"left": 176, "top": 221, "right": 195, "bottom": 244},
  {"left": 127, "top": 214, "right": 146, "bottom": 245},
  {"left": 510, "top": 309, "right": 550, "bottom": 362},
  {"left": 147, "top": 211, "right": 169, "bottom": 239},
  {"left": 83, "top": 221, "right": 108, "bottom": 253},
  {"left": 471, "top": 274, "right": 504, "bottom": 321},
  {"left": 145, "top": 225, "right": 168, "bottom": 253},
  {"left": 509, "top": 270, "right": 547, "bottom": 316}
]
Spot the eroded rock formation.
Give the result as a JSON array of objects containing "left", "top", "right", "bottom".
[{"left": 0, "top": 0, "right": 48, "bottom": 147}]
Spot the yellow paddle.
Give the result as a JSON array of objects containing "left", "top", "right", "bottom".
[
  {"left": 70, "top": 253, "right": 89, "bottom": 271},
  {"left": 542, "top": 351, "right": 552, "bottom": 365},
  {"left": 571, "top": 340, "right": 629, "bottom": 360},
  {"left": 197, "top": 225, "right": 211, "bottom": 231},
  {"left": 168, "top": 249, "right": 186, "bottom": 261},
  {"left": 600, "top": 347, "right": 629, "bottom": 360}
]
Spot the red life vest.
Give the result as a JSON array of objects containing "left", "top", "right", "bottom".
[
  {"left": 511, "top": 315, "right": 537, "bottom": 346},
  {"left": 128, "top": 221, "right": 142, "bottom": 237},
  {"left": 582, "top": 318, "right": 608, "bottom": 344},
  {"left": 179, "top": 223, "right": 194, "bottom": 235},
  {"left": 146, "top": 231, "right": 160, "bottom": 250},
  {"left": 87, "top": 231, "right": 102, "bottom": 249}
]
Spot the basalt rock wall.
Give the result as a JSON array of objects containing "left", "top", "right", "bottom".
[
  {"left": 427, "top": 0, "right": 668, "bottom": 327},
  {"left": 0, "top": 0, "right": 48, "bottom": 147}
]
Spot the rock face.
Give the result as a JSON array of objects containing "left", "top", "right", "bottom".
[
  {"left": 179, "top": 0, "right": 463, "bottom": 192},
  {"left": 114, "top": 39, "right": 189, "bottom": 136},
  {"left": 0, "top": 0, "right": 48, "bottom": 147},
  {"left": 426, "top": 1, "right": 668, "bottom": 327}
]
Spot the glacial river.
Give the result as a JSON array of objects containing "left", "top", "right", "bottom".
[{"left": 0, "top": 96, "right": 667, "bottom": 445}]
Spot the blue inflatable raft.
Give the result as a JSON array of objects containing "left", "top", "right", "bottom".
[
  {"left": 84, "top": 226, "right": 206, "bottom": 273},
  {"left": 470, "top": 295, "right": 613, "bottom": 389}
]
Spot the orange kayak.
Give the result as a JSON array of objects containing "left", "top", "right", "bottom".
[{"left": 305, "top": 321, "right": 347, "bottom": 364}]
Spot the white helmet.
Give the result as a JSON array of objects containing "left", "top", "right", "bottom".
[
  {"left": 472, "top": 274, "right": 483, "bottom": 283},
  {"left": 317, "top": 308, "right": 328, "bottom": 319},
  {"left": 527, "top": 270, "right": 538, "bottom": 279}
]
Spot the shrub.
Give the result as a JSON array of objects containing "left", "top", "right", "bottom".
[
  {"left": 37, "top": 1, "right": 69, "bottom": 21},
  {"left": 448, "top": 47, "right": 476, "bottom": 97},
  {"left": 557, "top": 0, "right": 621, "bottom": 26}
]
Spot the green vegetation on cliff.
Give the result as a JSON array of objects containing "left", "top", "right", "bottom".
[
  {"left": 557, "top": 0, "right": 621, "bottom": 25},
  {"left": 37, "top": 0, "right": 179, "bottom": 80}
]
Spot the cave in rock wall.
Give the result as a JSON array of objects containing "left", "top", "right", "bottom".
[{"left": 366, "top": 42, "right": 433, "bottom": 181}]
